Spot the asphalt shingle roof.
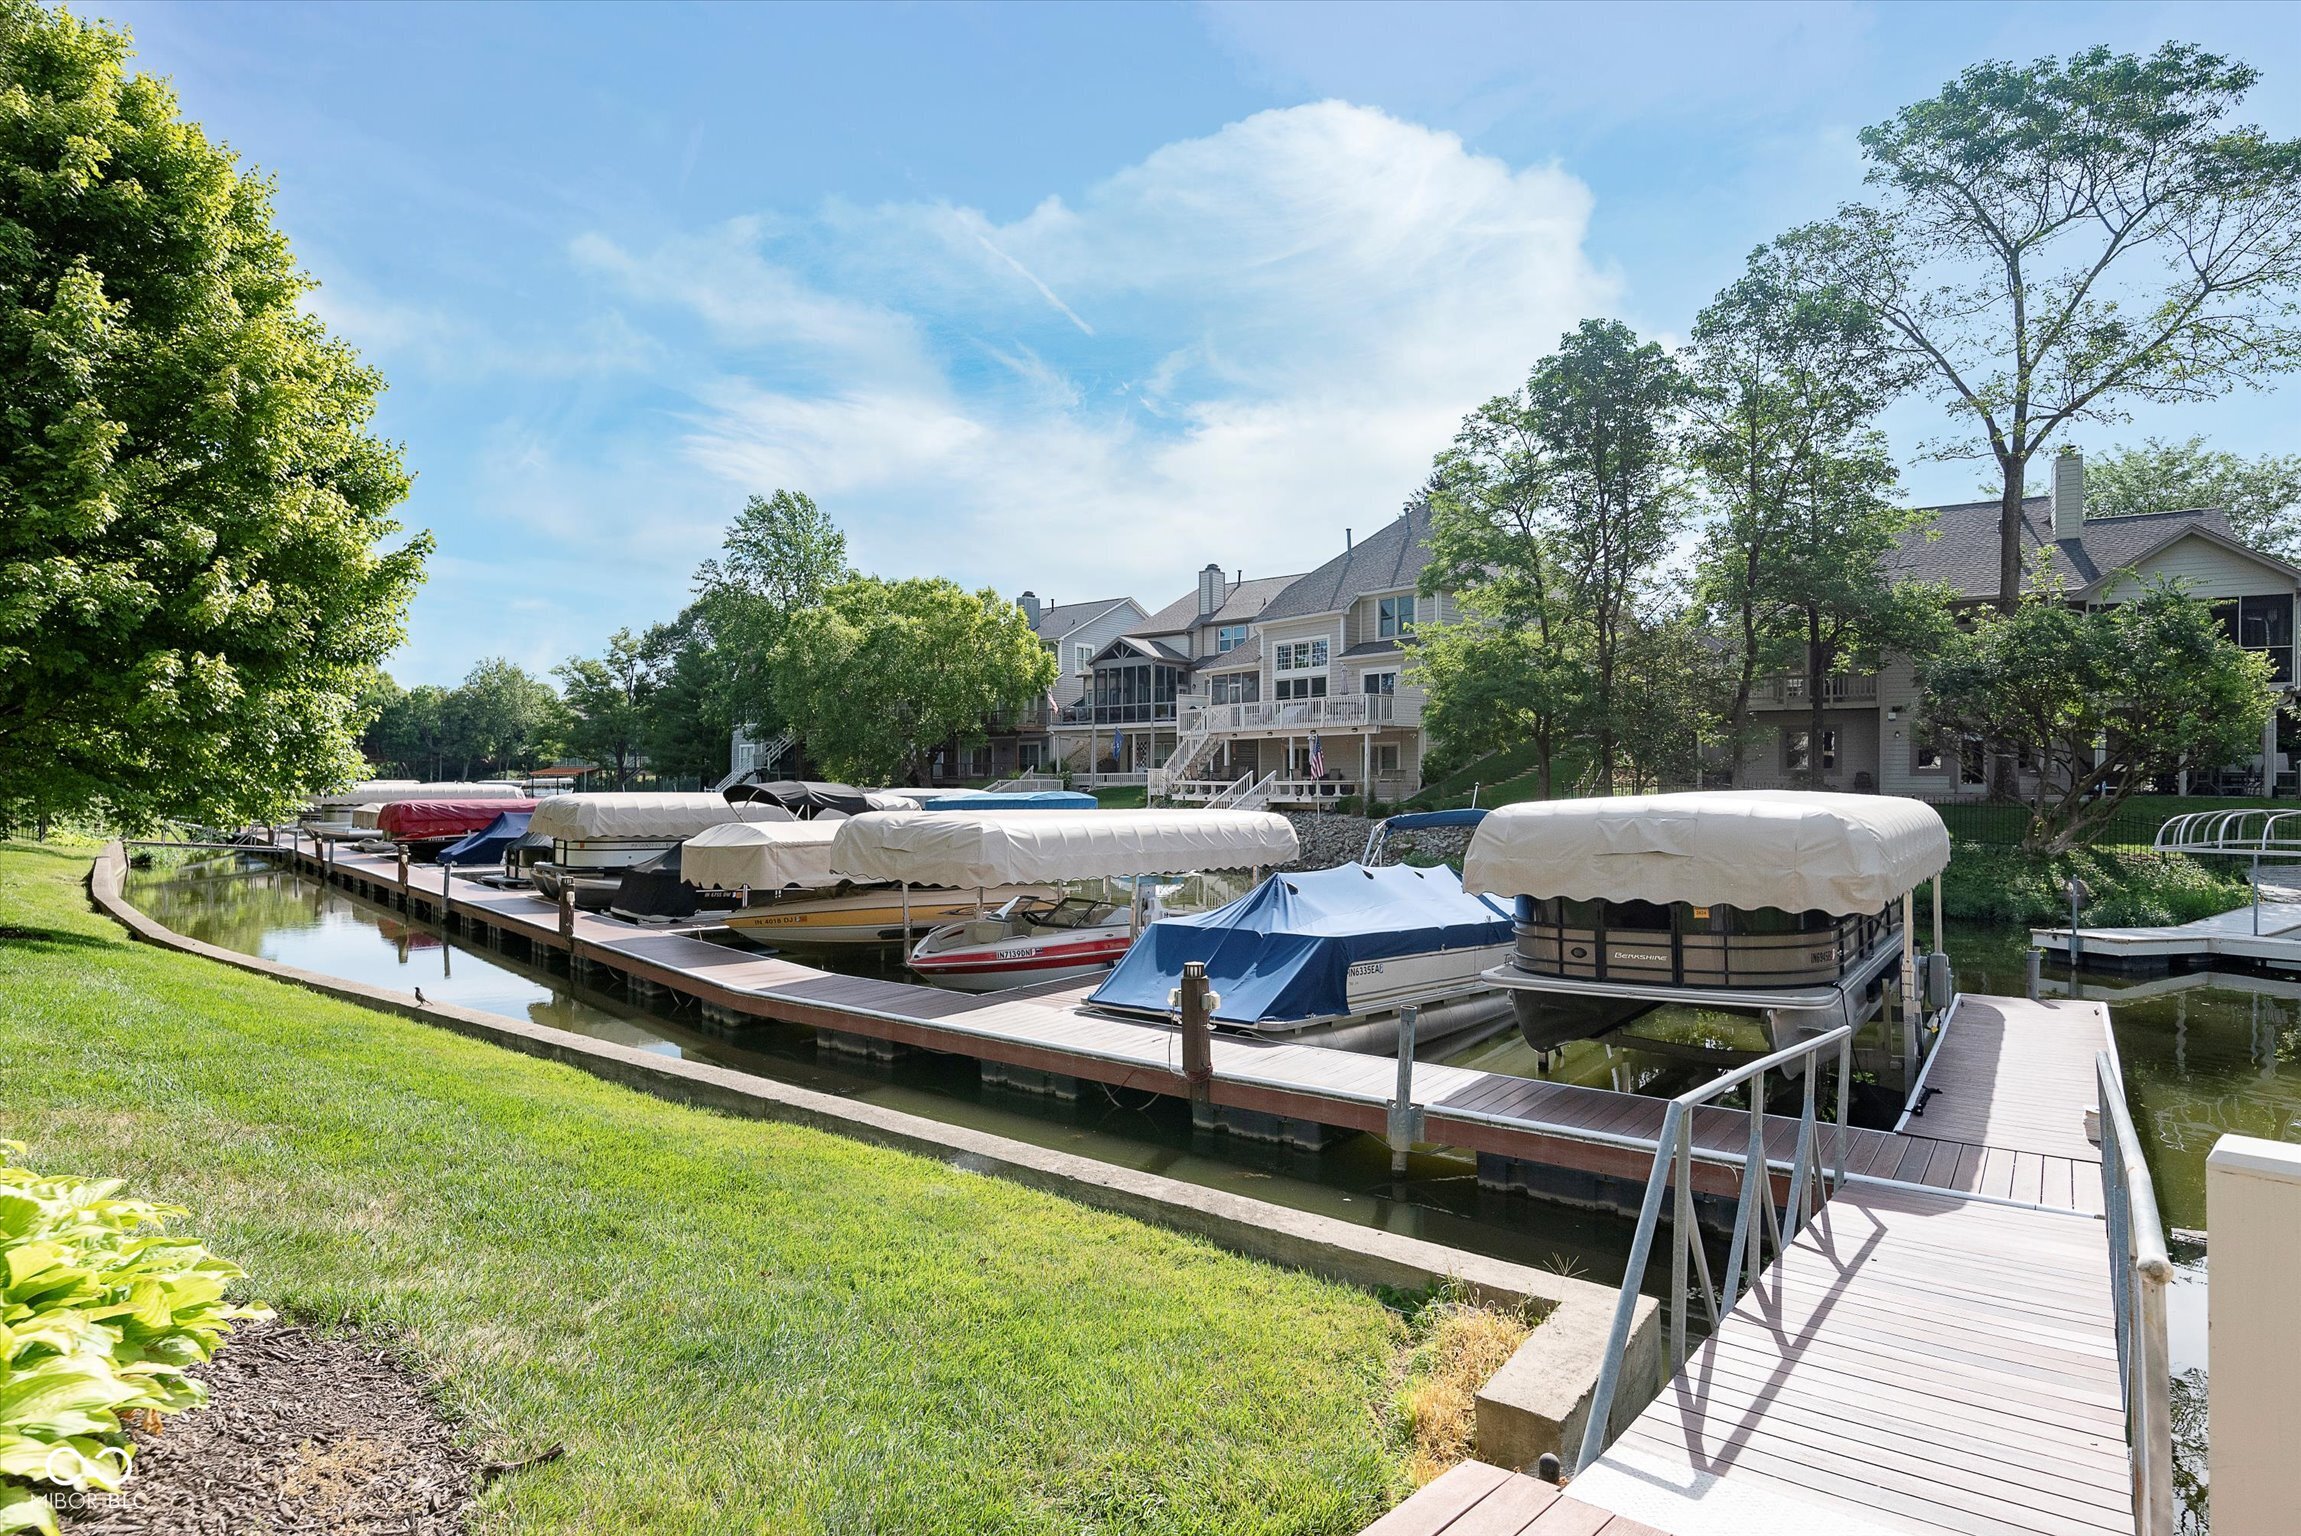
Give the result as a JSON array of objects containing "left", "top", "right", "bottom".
[
  {"left": 1192, "top": 635, "right": 1263, "bottom": 672},
  {"left": 1030, "top": 596, "right": 1140, "bottom": 640},
  {"left": 1253, "top": 505, "right": 1433, "bottom": 623},
  {"left": 1131, "top": 573, "right": 1302, "bottom": 637},
  {"left": 1885, "top": 497, "right": 2251, "bottom": 599}
]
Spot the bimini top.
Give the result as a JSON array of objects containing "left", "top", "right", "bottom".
[
  {"left": 722, "top": 778, "right": 874, "bottom": 818},
  {"left": 1088, "top": 863, "right": 1513, "bottom": 1026},
  {"left": 681, "top": 820, "right": 844, "bottom": 892},
  {"left": 529, "top": 793, "right": 769, "bottom": 843},
  {"left": 375, "top": 798, "right": 539, "bottom": 842},
  {"left": 314, "top": 780, "right": 526, "bottom": 810},
  {"left": 437, "top": 811, "right": 543, "bottom": 866},
  {"left": 1460, "top": 791, "right": 1951, "bottom": 916},
  {"left": 830, "top": 809, "right": 1297, "bottom": 888}
]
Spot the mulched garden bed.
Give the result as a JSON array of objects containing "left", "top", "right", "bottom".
[{"left": 59, "top": 1318, "right": 481, "bottom": 1535}]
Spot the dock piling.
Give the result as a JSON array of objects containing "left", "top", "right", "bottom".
[
  {"left": 1388, "top": 1003, "right": 1422, "bottom": 1175},
  {"left": 396, "top": 847, "right": 410, "bottom": 911},
  {"left": 1179, "top": 961, "right": 1213, "bottom": 1113}
]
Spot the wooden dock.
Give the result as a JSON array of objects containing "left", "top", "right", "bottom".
[
  {"left": 1371, "top": 994, "right": 2130, "bottom": 1536},
  {"left": 274, "top": 844, "right": 2084, "bottom": 1213}
]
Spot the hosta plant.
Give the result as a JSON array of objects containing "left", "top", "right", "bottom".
[{"left": 0, "top": 1144, "right": 268, "bottom": 1534}]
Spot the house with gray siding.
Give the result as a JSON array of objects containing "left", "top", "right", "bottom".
[{"left": 1734, "top": 449, "right": 2301, "bottom": 798}]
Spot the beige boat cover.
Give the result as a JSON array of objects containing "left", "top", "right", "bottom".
[
  {"left": 681, "top": 820, "right": 842, "bottom": 892},
  {"left": 316, "top": 780, "right": 523, "bottom": 809},
  {"left": 1460, "top": 791, "right": 1950, "bottom": 915},
  {"left": 830, "top": 810, "right": 1298, "bottom": 887},
  {"left": 528, "top": 793, "right": 765, "bottom": 842}
]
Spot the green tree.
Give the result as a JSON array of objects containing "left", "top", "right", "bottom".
[
  {"left": 2087, "top": 436, "right": 2301, "bottom": 560},
  {"left": 771, "top": 578, "right": 1057, "bottom": 785},
  {"left": 365, "top": 682, "right": 454, "bottom": 779},
  {"left": 555, "top": 629, "right": 659, "bottom": 788},
  {"left": 444, "top": 659, "right": 564, "bottom": 779},
  {"left": 1799, "top": 44, "right": 2301, "bottom": 611},
  {"left": 693, "top": 490, "right": 853, "bottom": 733},
  {"left": 1612, "top": 614, "right": 1733, "bottom": 793},
  {"left": 640, "top": 609, "right": 739, "bottom": 785},
  {"left": 1920, "top": 577, "right": 2273, "bottom": 853},
  {"left": 0, "top": 2, "right": 428, "bottom": 829},
  {"left": 1686, "top": 242, "right": 1920, "bottom": 781}
]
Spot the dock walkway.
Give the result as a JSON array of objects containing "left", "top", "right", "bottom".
[
  {"left": 284, "top": 845, "right": 2093, "bottom": 1212},
  {"left": 2034, "top": 898, "right": 2301, "bottom": 971},
  {"left": 1372, "top": 995, "right": 2132, "bottom": 1536}
]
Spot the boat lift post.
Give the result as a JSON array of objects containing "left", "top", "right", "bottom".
[
  {"left": 396, "top": 846, "right": 410, "bottom": 912},
  {"left": 1900, "top": 890, "right": 1919, "bottom": 1085},
  {"left": 1178, "top": 962, "right": 1214, "bottom": 1115},
  {"left": 1388, "top": 1004, "right": 1423, "bottom": 1176}
]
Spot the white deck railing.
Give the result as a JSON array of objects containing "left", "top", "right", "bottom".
[
  {"left": 2095, "top": 1050, "right": 2175, "bottom": 1536},
  {"left": 1179, "top": 694, "right": 1421, "bottom": 735}
]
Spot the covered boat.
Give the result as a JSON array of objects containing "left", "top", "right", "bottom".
[
  {"left": 690, "top": 818, "right": 1044, "bottom": 948},
  {"left": 436, "top": 811, "right": 544, "bottom": 869},
  {"left": 721, "top": 778, "right": 874, "bottom": 818},
  {"left": 303, "top": 780, "right": 527, "bottom": 838},
  {"left": 879, "top": 810, "right": 1297, "bottom": 991},
  {"left": 1087, "top": 861, "right": 1514, "bottom": 1049},
  {"left": 528, "top": 793, "right": 765, "bottom": 905},
  {"left": 1460, "top": 791, "right": 1954, "bottom": 1054},
  {"left": 375, "top": 798, "right": 538, "bottom": 845}
]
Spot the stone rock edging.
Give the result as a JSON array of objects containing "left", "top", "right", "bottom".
[{"left": 88, "top": 842, "right": 1656, "bottom": 1468}]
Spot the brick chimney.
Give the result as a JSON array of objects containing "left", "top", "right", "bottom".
[{"left": 2051, "top": 449, "right": 2085, "bottom": 541}]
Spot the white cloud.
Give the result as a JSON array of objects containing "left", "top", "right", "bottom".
[{"left": 572, "top": 100, "right": 1618, "bottom": 609}]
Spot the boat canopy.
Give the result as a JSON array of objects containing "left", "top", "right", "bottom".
[
  {"left": 530, "top": 793, "right": 766, "bottom": 842},
  {"left": 681, "top": 819, "right": 843, "bottom": 892},
  {"left": 721, "top": 778, "right": 874, "bottom": 818},
  {"left": 375, "top": 798, "right": 538, "bottom": 842},
  {"left": 1087, "top": 863, "right": 1513, "bottom": 1026},
  {"left": 436, "top": 811, "right": 542, "bottom": 866},
  {"left": 829, "top": 809, "right": 1297, "bottom": 887},
  {"left": 1461, "top": 791, "right": 1951, "bottom": 916},
  {"left": 1363, "top": 806, "right": 1488, "bottom": 864},
  {"left": 942, "top": 790, "right": 1098, "bottom": 810},
  {"left": 314, "top": 780, "right": 525, "bottom": 810}
]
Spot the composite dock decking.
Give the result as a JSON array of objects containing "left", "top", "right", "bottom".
[
  {"left": 2033, "top": 899, "right": 2301, "bottom": 969},
  {"left": 1371, "top": 995, "right": 2132, "bottom": 1536}
]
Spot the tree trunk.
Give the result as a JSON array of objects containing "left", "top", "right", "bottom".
[{"left": 1997, "top": 455, "right": 2027, "bottom": 614}]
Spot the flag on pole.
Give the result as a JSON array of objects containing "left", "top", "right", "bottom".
[{"left": 1307, "top": 733, "right": 1325, "bottom": 780}]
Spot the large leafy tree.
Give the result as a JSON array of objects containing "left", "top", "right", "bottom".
[
  {"left": 0, "top": 3, "right": 427, "bottom": 829},
  {"left": 1687, "top": 242, "right": 1925, "bottom": 780},
  {"left": 2087, "top": 436, "right": 2301, "bottom": 560},
  {"left": 555, "top": 629, "right": 661, "bottom": 789},
  {"left": 639, "top": 607, "right": 739, "bottom": 785},
  {"left": 693, "top": 490, "right": 852, "bottom": 734},
  {"left": 771, "top": 578, "right": 1057, "bottom": 785},
  {"left": 1921, "top": 578, "right": 2273, "bottom": 853},
  {"left": 442, "top": 659, "right": 564, "bottom": 779},
  {"left": 1799, "top": 44, "right": 2301, "bottom": 611}
]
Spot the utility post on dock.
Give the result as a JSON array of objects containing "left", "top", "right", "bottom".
[
  {"left": 1178, "top": 961, "right": 1213, "bottom": 1115},
  {"left": 1388, "top": 1004, "right": 1422, "bottom": 1176},
  {"left": 395, "top": 847, "right": 410, "bottom": 912}
]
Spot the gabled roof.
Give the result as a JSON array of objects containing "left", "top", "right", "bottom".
[
  {"left": 1885, "top": 498, "right": 2299, "bottom": 599},
  {"left": 1131, "top": 573, "right": 1301, "bottom": 638},
  {"left": 1031, "top": 596, "right": 1142, "bottom": 640},
  {"left": 1254, "top": 504, "right": 1434, "bottom": 624},
  {"left": 1090, "top": 633, "right": 1191, "bottom": 666}
]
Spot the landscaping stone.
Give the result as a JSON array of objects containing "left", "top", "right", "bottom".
[{"left": 1278, "top": 810, "right": 1475, "bottom": 872}]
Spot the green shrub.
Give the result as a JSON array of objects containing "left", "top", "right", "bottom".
[
  {"left": 0, "top": 1145, "right": 267, "bottom": 1535},
  {"left": 1939, "top": 844, "right": 2252, "bottom": 928}
]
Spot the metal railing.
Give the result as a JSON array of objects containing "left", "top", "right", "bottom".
[
  {"left": 2095, "top": 1050, "right": 2175, "bottom": 1536},
  {"left": 2154, "top": 807, "right": 2301, "bottom": 934},
  {"left": 1573, "top": 1024, "right": 1853, "bottom": 1473}
]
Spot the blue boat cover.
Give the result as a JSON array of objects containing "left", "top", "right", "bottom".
[
  {"left": 939, "top": 790, "right": 1099, "bottom": 810},
  {"left": 1088, "top": 861, "right": 1512, "bottom": 1026},
  {"left": 437, "top": 811, "right": 534, "bottom": 866},
  {"left": 1381, "top": 808, "right": 1490, "bottom": 832}
]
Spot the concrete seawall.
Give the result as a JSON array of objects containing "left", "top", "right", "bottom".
[{"left": 91, "top": 842, "right": 1659, "bottom": 1467}]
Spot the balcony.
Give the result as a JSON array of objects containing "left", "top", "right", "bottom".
[
  {"left": 1751, "top": 673, "right": 1878, "bottom": 708},
  {"left": 1179, "top": 693, "right": 1423, "bottom": 735}
]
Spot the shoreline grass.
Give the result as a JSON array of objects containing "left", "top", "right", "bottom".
[{"left": 0, "top": 843, "right": 1429, "bottom": 1534}]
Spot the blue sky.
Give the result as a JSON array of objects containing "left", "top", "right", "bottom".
[{"left": 80, "top": 1, "right": 2301, "bottom": 684}]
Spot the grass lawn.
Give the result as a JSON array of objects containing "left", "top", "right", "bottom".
[
  {"left": 0, "top": 843, "right": 1424, "bottom": 1534},
  {"left": 1092, "top": 785, "right": 1150, "bottom": 809}
]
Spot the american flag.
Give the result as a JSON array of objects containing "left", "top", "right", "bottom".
[{"left": 1307, "top": 733, "right": 1325, "bottom": 780}]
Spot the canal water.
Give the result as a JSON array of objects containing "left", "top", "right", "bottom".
[{"left": 135, "top": 858, "right": 2296, "bottom": 1526}]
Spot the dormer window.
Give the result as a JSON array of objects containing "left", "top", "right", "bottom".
[
  {"left": 1379, "top": 595, "right": 1417, "bottom": 639},
  {"left": 1217, "top": 624, "right": 1249, "bottom": 652}
]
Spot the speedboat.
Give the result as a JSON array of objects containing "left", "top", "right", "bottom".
[
  {"left": 906, "top": 894, "right": 1147, "bottom": 991},
  {"left": 1460, "top": 791, "right": 1955, "bottom": 1056},
  {"left": 1087, "top": 860, "right": 1516, "bottom": 1053}
]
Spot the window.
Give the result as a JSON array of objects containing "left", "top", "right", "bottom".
[
  {"left": 1362, "top": 671, "right": 1397, "bottom": 695},
  {"left": 2213, "top": 594, "right": 2295, "bottom": 683},
  {"left": 1074, "top": 643, "right": 1093, "bottom": 672},
  {"left": 1378, "top": 595, "right": 1417, "bottom": 639},
  {"left": 1275, "top": 639, "right": 1330, "bottom": 671},
  {"left": 1217, "top": 624, "right": 1249, "bottom": 653},
  {"left": 1019, "top": 743, "right": 1043, "bottom": 770},
  {"left": 1209, "top": 674, "right": 1259, "bottom": 705},
  {"left": 1275, "top": 675, "right": 1329, "bottom": 701},
  {"left": 1913, "top": 737, "right": 1944, "bottom": 773},
  {"left": 1375, "top": 744, "right": 1402, "bottom": 775},
  {"left": 1785, "top": 729, "right": 1838, "bottom": 773},
  {"left": 1958, "top": 735, "right": 1987, "bottom": 787}
]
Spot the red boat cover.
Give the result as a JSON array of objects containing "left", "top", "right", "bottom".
[{"left": 375, "top": 798, "right": 539, "bottom": 841}]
